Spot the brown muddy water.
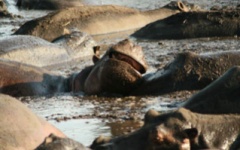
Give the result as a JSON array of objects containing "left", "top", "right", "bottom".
[{"left": 2, "top": 0, "right": 240, "bottom": 147}]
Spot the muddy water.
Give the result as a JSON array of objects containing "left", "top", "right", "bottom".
[{"left": 2, "top": 0, "right": 240, "bottom": 147}]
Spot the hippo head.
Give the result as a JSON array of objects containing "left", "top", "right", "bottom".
[
  {"left": 72, "top": 39, "right": 148, "bottom": 95},
  {"left": 35, "top": 134, "right": 89, "bottom": 150},
  {"left": 107, "top": 39, "right": 148, "bottom": 74},
  {"left": 91, "top": 109, "right": 200, "bottom": 150}
]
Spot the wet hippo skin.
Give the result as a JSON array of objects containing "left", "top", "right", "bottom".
[
  {"left": 132, "top": 10, "right": 240, "bottom": 39},
  {"left": 16, "top": 0, "right": 83, "bottom": 10},
  {"left": 14, "top": 1, "right": 202, "bottom": 41},
  {"left": 0, "top": 94, "right": 66, "bottom": 150},
  {"left": 77, "top": 39, "right": 148, "bottom": 95},
  {"left": 0, "top": 31, "right": 96, "bottom": 67},
  {"left": 182, "top": 66, "right": 240, "bottom": 114},
  {"left": 131, "top": 50, "right": 240, "bottom": 96},
  {"left": 0, "top": 59, "right": 70, "bottom": 97}
]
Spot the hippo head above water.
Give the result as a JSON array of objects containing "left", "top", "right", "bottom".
[
  {"left": 107, "top": 39, "right": 148, "bottom": 74},
  {"left": 73, "top": 39, "right": 148, "bottom": 95}
]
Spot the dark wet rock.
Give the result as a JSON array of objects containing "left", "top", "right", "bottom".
[
  {"left": 91, "top": 108, "right": 240, "bottom": 150},
  {"left": 14, "top": 1, "right": 202, "bottom": 41},
  {"left": 36, "top": 134, "right": 89, "bottom": 150},
  {"left": 16, "top": 0, "right": 83, "bottom": 10},
  {"left": 132, "top": 10, "right": 240, "bottom": 39}
]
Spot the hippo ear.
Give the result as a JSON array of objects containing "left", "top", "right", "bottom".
[
  {"left": 184, "top": 128, "right": 198, "bottom": 140},
  {"left": 177, "top": 1, "right": 189, "bottom": 12},
  {"left": 93, "top": 46, "right": 101, "bottom": 64}
]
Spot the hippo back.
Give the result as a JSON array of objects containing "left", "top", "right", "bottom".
[
  {"left": 0, "top": 94, "right": 65, "bottom": 150},
  {"left": 0, "top": 35, "right": 94, "bottom": 67}
]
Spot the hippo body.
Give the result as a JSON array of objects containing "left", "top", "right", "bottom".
[
  {"left": 14, "top": 1, "right": 202, "bottom": 41},
  {"left": 0, "top": 94, "right": 66, "bottom": 150},
  {"left": 0, "top": 59, "right": 70, "bottom": 97},
  {"left": 132, "top": 51, "right": 240, "bottom": 96},
  {"left": 92, "top": 108, "right": 240, "bottom": 150},
  {"left": 0, "top": 31, "right": 96, "bottom": 67},
  {"left": 183, "top": 66, "right": 240, "bottom": 114},
  {"left": 132, "top": 10, "right": 240, "bottom": 39},
  {"left": 16, "top": 0, "right": 83, "bottom": 10}
]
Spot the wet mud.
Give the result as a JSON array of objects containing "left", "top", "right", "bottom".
[{"left": 1, "top": 0, "right": 240, "bottom": 147}]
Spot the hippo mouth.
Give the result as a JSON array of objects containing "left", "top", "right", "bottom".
[{"left": 109, "top": 51, "right": 145, "bottom": 74}]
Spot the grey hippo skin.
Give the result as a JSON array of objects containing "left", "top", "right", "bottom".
[
  {"left": 182, "top": 66, "right": 240, "bottom": 114},
  {"left": 0, "top": 59, "right": 70, "bottom": 97},
  {"left": 36, "top": 134, "right": 90, "bottom": 150},
  {"left": 132, "top": 9, "right": 240, "bottom": 39},
  {"left": 91, "top": 108, "right": 240, "bottom": 150},
  {"left": 14, "top": 1, "right": 202, "bottom": 41},
  {"left": 0, "top": 94, "right": 66, "bottom": 150},
  {"left": 131, "top": 50, "right": 240, "bottom": 96},
  {"left": 16, "top": 0, "right": 83, "bottom": 10},
  {"left": 0, "top": 31, "right": 96, "bottom": 67}
]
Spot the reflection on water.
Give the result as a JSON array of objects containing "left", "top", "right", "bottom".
[{"left": 49, "top": 119, "right": 111, "bottom": 146}]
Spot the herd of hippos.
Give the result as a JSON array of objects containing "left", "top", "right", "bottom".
[{"left": 1, "top": 0, "right": 240, "bottom": 149}]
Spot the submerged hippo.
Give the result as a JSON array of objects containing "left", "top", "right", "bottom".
[
  {"left": 0, "top": 94, "right": 66, "bottom": 150},
  {"left": 14, "top": 1, "right": 202, "bottom": 41},
  {"left": 91, "top": 108, "right": 240, "bottom": 150},
  {"left": 182, "top": 66, "right": 240, "bottom": 114},
  {"left": 132, "top": 9, "right": 240, "bottom": 39},
  {"left": 2, "top": 39, "right": 240, "bottom": 97},
  {"left": 131, "top": 50, "right": 240, "bottom": 96},
  {"left": 0, "top": 30, "right": 96, "bottom": 67},
  {"left": 16, "top": 0, "right": 83, "bottom": 10},
  {"left": 0, "top": 39, "right": 148, "bottom": 97},
  {"left": 0, "top": 58, "right": 72, "bottom": 96},
  {"left": 77, "top": 40, "right": 240, "bottom": 96}
]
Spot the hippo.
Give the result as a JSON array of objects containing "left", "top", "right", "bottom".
[
  {"left": 0, "top": 38, "right": 145, "bottom": 97},
  {"left": 14, "top": 1, "right": 202, "bottom": 41},
  {"left": 0, "top": 94, "right": 66, "bottom": 150},
  {"left": 131, "top": 50, "right": 240, "bottom": 96},
  {"left": 73, "top": 39, "right": 148, "bottom": 95},
  {"left": 0, "top": 30, "right": 96, "bottom": 67},
  {"left": 0, "top": 58, "right": 72, "bottom": 97},
  {"left": 132, "top": 9, "right": 240, "bottom": 39},
  {"left": 77, "top": 43, "right": 240, "bottom": 96},
  {"left": 36, "top": 134, "right": 90, "bottom": 150},
  {"left": 2, "top": 39, "right": 240, "bottom": 97},
  {"left": 91, "top": 108, "right": 240, "bottom": 150},
  {"left": 16, "top": 0, "right": 83, "bottom": 10},
  {"left": 182, "top": 66, "right": 240, "bottom": 114}
]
